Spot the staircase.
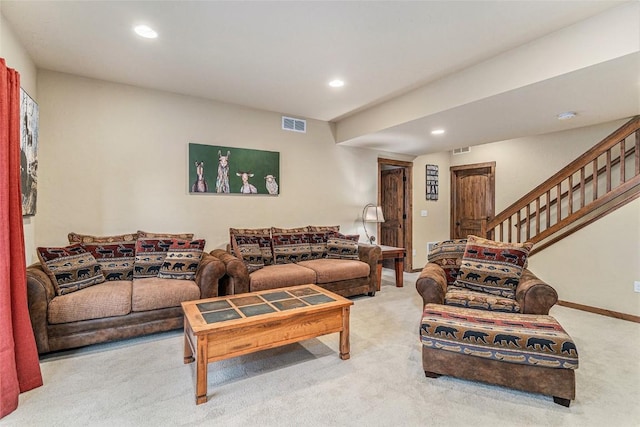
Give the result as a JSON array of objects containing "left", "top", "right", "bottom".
[{"left": 487, "top": 116, "right": 640, "bottom": 255}]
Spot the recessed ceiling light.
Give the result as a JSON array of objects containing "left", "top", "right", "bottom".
[
  {"left": 134, "top": 25, "right": 158, "bottom": 39},
  {"left": 556, "top": 111, "right": 577, "bottom": 120},
  {"left": 431, "top": 129, "right": 445, "bottom": 135},
  {"left": 329, "top": 79, "right": 345, "bottom": 88}
]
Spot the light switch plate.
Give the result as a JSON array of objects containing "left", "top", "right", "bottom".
[{"left": 421, "top": 210, "right": 428, "bottom": 217}]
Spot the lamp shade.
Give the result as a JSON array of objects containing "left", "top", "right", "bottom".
[{"left": 364, "top": 205, "right": 385, "bottom": 223}]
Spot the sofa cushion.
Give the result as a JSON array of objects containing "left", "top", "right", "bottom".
[
  {"left": 231, "top": 235, "right": 264, "bottom": 273},
  {"left": 158, "top": 239, "right": 206, "bottom": 280},
  {"left": 297, "top": 259, "right": 369, "bottom": 284},
  {"left": 308, "top": 225, "right": 340, "bottom": 233},
  {"left": 230, "top": 227, "right": 274, "bottom": 266},
  {"left": 249, "top": 264, "right": 317, "bottom": 292},
  {"left": 271, "top": 226, "right": 309, "bottom": 234},
  {"left": 82, "top": 242, "right": 136, "bottom": 281},
  {"left": 326, "top": 233, "right": 359, "bottom": 260},
  {"left": 37, "top": 244, "right": 105, "bottom": 295},
  {"left": 271, "top": 231, "right": 312, "bottom": 264},
  {"left": 420, "top": 304, "right": 578, "bottom": 369},
  {"left": 137, "top": 230, "right": 194, "bottom": 240},
  {"left": 133, "top": 238, "right": 176, "bottom": 278},
  {"left": 307, "top": 225, "right": 340, "bottom": 260},
  {"left": 454, "top": 236, "right": 533, "bottom": 299},
  {"left": 131, "top": 277, "right": 201, "bottom": 312},
  {"left": 48, "top": 280, "right": 132, "bottom": 324},
  {"left": 445, "top": 286, "right": 521, "bottom": 313},
  {"left": 68, "top": 232, "right": 138, "bottom": 244},
  {"left": 427, "top": 239, "right": 467, "bottom": 285}
]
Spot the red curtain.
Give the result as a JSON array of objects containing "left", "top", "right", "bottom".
[{"left": 0, "top": 58, "right": 42, "bottom": 419}]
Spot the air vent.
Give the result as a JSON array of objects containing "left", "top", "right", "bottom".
[
  {"left": 282, "top": 116, "right": 306, "bottom": 133},
  {"left": 453, "top": 146, "right": 471, "bottom": 155}
]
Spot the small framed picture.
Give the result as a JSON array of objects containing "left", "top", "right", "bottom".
[{"left": 426, "top": 164, "right": 438, "bottom": 201}]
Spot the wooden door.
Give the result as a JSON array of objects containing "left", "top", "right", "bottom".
[
  {"left": 380, "top": 168, "right": 405, "bottom": 247},
  {"left": 450, "top": 163, "right": 495, "bottom": 239}
]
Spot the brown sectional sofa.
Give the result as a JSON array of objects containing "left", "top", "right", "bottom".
[
  {"left": 211, "top": 226, "right": 381, "bottom": 298},
  {"left": 26, "top": 232, "right": 225, "bottom": 354}
]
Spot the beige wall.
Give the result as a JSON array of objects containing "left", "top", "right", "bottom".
[
  {"left": 529, "top": 198, "right": 639, "bottom": 316},
  {"left": 1, "top": 13, "right": 38, "bottom": 264},
  {"left": 34, "top": 70, "right": 412, "bottom": 264},
  {"left": 412, "top": 151, "right": 451, "bottom": 266},
  {"left": 413, "top": 119, "right": 640, "bottom": 316}
]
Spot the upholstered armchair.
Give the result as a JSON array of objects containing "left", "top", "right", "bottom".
[{"left": 415, "top": 237, "right": 558, "bottom": 315}]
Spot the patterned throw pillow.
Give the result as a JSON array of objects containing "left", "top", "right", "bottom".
[
  {"left": 326, "top": 233, "right": 360, "bottom": 260},
  {"left": 133, "top": 238, "right": 176, "bottom": 278},
  {"left": 230, "top": 227, "right": 273, "bottom": 266},
  {"left": 427, "top": 239, "right": 467, "bottom": 285},
  {"left": 271, "top": 228, "right": 312, "bottom": 264},
  {"left": 307, "top": 225, "right": 340, "bottom": 259},
  {"left": 454, "top": 235, "right": 533, "bottom": 299},
  {"left": 158, "top": 239, "right": 206, "bottom": 280},
  {"left": 137, "top": 230, "right": 194, "bottom": 240},
  {"left": 37, "top": 244, "right": 105, "bottom": 295},
  {"left": 68, "top": 232, "right": 138, "bottom": 244},
  {"left": 231, "top": 235, "right": 265, "bottom": 273},
  {"left": 82, "top": 241, "right": 136, "bottom": 281}
]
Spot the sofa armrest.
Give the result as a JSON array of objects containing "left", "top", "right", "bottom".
[
  {"left": 515, "top": 269, "right": 558, "bottom": 315},
  {"left": 415, "top": 263, "right": 447, "bottom": 307},
  {"left": 357, "top": 244, "right": 381, "bottom": 290},
  {"left": 210, "top": 249, "right": 250, "bottom": 295},
  {"left": 26, "top": 263, "right": 56, "bottom": 354},
  {"left": 195, "top": 252, "right": 226, "bottom": 299}
]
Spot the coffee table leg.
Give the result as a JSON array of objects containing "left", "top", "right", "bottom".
[
  {"left": 340, "top": 306, "right": 351, "bottom": 360},
  {"left": 195, "top": 335, "right": 208, "bottom": 404},
  {"left": 184, "top": 320, "right": 194, "bottom": 364}
]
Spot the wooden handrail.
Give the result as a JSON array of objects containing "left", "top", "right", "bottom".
[
  {"left": 488, "top": 116, "right": 639, "bottom": 230},
  {"left": 487, "top": 116, "right": 640, "bottom": 247},
  {"left": 530, "top": 186, "right": 640, "bottom": 255},
  {"left": 513, "top": 145, "right": 637, "bottom": 227}
]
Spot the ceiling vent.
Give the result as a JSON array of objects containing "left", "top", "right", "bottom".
[
  {"left": 453, "top": 146, "right": 471, "bottom": 155},
  {"left": 282, "top": 116, "right": 306, "bottom": 133}
]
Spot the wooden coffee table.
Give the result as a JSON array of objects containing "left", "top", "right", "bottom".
[{"left": 181, "top": 284, "right": 353, "bottom": 404}]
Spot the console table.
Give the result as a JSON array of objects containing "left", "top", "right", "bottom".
[{"left": 376, "top": 245, "right": 406, "bottom": 291}]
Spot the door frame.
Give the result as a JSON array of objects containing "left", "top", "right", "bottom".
[
  {"left": 378, "top": 158, "right": 413, "bottom": 271},
  {"left": 450, "top": 161, "right": 495, "bottom": 239}
]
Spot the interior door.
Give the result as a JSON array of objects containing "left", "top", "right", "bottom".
[
  {"left": 380, "top": 168, "right": 405, "bottom": 248},
  {"left": 450, "top": 163, "right": 495, "bottom": 239}
]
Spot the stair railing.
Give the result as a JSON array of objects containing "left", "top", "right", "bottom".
[{"left": 487, "top": 116, "right": 640, "bottom": 248}]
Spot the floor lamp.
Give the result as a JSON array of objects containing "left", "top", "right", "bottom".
[{"left": 362, "top": 203, "right": 385, "bottom": 244}]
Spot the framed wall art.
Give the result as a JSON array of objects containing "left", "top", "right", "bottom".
[
  {"left": 20, "top": 88, "right": 39, "bottom": 216},
  {"left": 188, "top": 143, "right": 280, "bottom": 196},
  {"left": 426, "top": 164, "right": 438, "bottom": 201}
]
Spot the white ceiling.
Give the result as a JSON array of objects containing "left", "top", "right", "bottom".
[{"left": 2, "top": 1, "right": 638, "bottom": 156}]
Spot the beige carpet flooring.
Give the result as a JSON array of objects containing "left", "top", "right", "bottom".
[{"left": 3, "top": 270, "right": 640, "bottom": 426}]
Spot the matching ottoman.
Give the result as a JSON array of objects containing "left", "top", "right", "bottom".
[{"left": 420, "top": 304, "right": 579, "bottom": 406}]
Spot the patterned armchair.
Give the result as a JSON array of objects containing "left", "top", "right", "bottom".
[{"left": 415, "top": 236, "right": 557, "bottom": 315}]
